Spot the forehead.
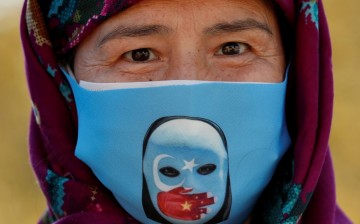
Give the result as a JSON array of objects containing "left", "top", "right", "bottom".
[
  {"left": 96, "top": 0, "right": 277, "bottom": 33},
  {"left": 122, "top": 0, "right": 273, "bottom": 15},
  {"left": 148, "top": 119, "right": 226, "bottom": 153}
]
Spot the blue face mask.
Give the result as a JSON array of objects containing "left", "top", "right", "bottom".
[{"left": 64, "top": 68, "right": 291, "bottom": 224}]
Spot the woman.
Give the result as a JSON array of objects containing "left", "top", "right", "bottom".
[{"left": 21, "top": 0, "right": 351, "bottom": 223}]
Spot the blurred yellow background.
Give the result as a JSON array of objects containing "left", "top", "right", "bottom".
[{"left": 0, "top": 0, "right": 358, "bottom": 223}]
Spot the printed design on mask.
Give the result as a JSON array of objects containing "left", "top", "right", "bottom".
[{"left": 142, "top": 116, "right": 231, "bottom": 224}]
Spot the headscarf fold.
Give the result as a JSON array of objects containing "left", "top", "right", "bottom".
[{"left": 20, "top": 0, "right": 351, "bottom": 223}]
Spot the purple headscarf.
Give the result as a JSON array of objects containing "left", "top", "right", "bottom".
[{"left": 20, "top": 0, "right": 351, "bottom": 223}]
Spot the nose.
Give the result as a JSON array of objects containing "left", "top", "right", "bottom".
[
  {"left": 164, "top": 44, "right": 216, "bottom": 81},
  {"left": 182, "top": 173, "right": 198, "bottom": 189}
]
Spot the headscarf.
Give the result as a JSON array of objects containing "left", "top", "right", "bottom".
[{"left": 20, "top": 0, "right": 351, "bottom": 223}]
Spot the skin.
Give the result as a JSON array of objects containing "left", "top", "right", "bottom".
[
  {"left": 73, "top": 0, "right": 284, "bottom": 222},
  {"left": 74, "top": 0, "right": 285, "bottom": 83}
]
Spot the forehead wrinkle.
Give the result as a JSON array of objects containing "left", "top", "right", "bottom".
[
  {"left": 204, "top": 18, "right": 273, "bottom": 36},
  {"left": 96, "top": 24, "right": 172, "bottom": 48}
]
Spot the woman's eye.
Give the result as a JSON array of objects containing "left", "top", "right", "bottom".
[
  {"left": 216, "top": 42, "right": 248, "bottom": 56},
  {"left": 159, "top": 166, "right": 180, "bottom": 177},
  {"left": 123, "top": 48, "right": 157, "bottom": 62},
  {"left": 197, "top": 164, "right": 216, "bottom": 175}
]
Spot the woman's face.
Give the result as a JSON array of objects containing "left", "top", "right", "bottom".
[{"left": 74, "top": 0, "right": 285, "bottom": 83}]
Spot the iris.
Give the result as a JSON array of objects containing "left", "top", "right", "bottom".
[{"left": 131, "top": 48, "right": 151, "bottom": 61}]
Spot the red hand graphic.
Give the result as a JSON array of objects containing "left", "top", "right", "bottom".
[{"left": 157, "top": 187, "right": 215, "bottom": 221}]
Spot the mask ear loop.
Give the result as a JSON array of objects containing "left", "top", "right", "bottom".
[
  {"left": 283, "top": 62, "right": 291, "bottom": 83},
  {"left": 60, "top": 65, "right": 83, "bottom": 96},
  {"left": 60, "top": 65, "right": 76, "bottom": 79}
]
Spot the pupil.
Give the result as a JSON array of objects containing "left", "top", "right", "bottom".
[
  {"left": 222, "top": 42, "right": 240, "bottom": 55},
  {"left": 132, "top": 48, "right": 150, "bottom": 61}
]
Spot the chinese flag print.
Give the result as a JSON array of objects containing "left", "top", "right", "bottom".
[{"left": 157, "top": 187, "right": 215, "bottom": 221}]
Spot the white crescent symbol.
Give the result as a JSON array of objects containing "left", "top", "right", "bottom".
[{"left": 153, "top": 154, "right": 185, "bottom": 192}]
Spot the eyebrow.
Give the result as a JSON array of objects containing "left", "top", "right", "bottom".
[
  {"left": 97, "top": 19, "right": 272, "bottom": 48},
  {"left": 97, "top": 25, "right": 172, "bottom": 47},
  {"left": 204, "top": 19, "right": 273, "bottom": 36}
]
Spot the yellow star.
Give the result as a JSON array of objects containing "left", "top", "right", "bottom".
[{"left": 181, "top": 201, "right": 192, "bottom": 211}]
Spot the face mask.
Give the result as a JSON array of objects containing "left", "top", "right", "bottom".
[{"left": 63, "top": 68, "right": 291, "bottom": 224}]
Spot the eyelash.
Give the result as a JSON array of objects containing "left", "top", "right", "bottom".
[
  {"left": 121, "top": 42, "right": 250, "bottom": 63},
  {"left": 122, "top": 48, "right": 158, "bottom": 63},
  {"left": 215, "top": 42, "right": 249, "bottom": 56}
]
